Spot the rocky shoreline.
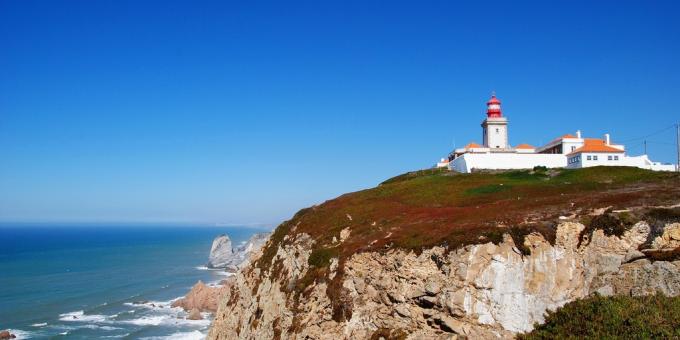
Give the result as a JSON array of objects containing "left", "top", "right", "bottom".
[
  {"left": 0, "top": 330, "right": 16, "bottom": 340},
  {"left": 173, "top": 232, "right": 271, "bottom": 320}
]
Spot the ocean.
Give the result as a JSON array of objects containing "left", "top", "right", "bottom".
[{"left": 0, "top": 224, "right": 268, "bottom": 339}]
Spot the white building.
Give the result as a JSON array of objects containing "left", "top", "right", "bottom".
[{"left": 442, "top": 94, "right": 677, "bottom": 173}]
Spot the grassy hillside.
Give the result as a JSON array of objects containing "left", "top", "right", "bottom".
[
  {"left": 518, "top": 294, "right": 680, "bottom": 339},
  {"left": 251, "top": 166, "right": 680, "bottom": 322}
]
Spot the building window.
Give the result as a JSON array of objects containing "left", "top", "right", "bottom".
[
  {"left": 608, "top": 155, "right": 613, "bottom": 160},
  {"left": 614, "top": 155, "right": 619, "bottom": 160},
  {"left": 587, "top": 155, "right": 592, "bottom": 160},
  {"left": 593, "top": 155, "right": 598, "bottom": 160}
]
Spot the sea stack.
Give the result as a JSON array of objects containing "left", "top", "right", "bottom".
[
  {"left": 207, "top": 232, "right": 271, "bottom": 271},
  {"left": 207, "top": 235, "right": 232, "bottom": 269}
]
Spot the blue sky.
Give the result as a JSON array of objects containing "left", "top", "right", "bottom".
[{"left": 1, "top": 1, "right": 679, "bottom": 225}]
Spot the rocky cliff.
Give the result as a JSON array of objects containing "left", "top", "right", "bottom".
[{"left": 208, "top": 167, "right": 680, "bottom": 339}]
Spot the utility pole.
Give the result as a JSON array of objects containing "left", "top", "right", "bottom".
[
  {"left": 644, "top": 140, "right": 647, "bottom": 155},
  {"left": 676, "top": 123, "right": 680, "bottom": 172}
]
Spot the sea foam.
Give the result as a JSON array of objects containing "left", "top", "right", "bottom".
[
  {"left": 58, "top": 310, "right": 110, "bottom": 323},
  {"left": 141, "top": 330, "right": 206, "bottom": 340},
  {"left": 8, "top": 329, "right": 36, "bottom": 340}
]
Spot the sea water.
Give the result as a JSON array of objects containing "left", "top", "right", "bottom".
[{"left": 0, "top": 224, "right": 268, "bottom": 339}]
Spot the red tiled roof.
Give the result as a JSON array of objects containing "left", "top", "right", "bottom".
[
  {"left": 464, "top": 142, "right": 483, "bottom": 148},
  {"left": 567, "top": 138, "right": 624, "bottom": 155},
  {"left": 515, "top": 143, "right": 535, "bottom": 149}
]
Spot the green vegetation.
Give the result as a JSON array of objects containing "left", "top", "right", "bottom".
[
  {"left": 508, "top": 223, "right": 557, "bottom": 256},
  {"left": 379, "top": 167, "right": 450, "bottom": 185},
  {"left": 518, "top": 294, "right": 680, "bottom": 339},
  {"left": 464, "top": 183, "right": 511, "bottom": 196},
  {"left": 578, "top": 210, "right": 638, "bottom": 247},
  {"left": 308, "top": 247, "right": 339, "bottom": 268},
  {"left": 533, "top": 165, "right": 548, "bottom": 172}
]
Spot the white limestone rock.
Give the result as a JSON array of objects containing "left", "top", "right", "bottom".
[
  {"left": 207, "top": 232, "right": 271, "bottom": 270},
  {"left": 207, "top": 235, "right": 232, "bottom": 269}
]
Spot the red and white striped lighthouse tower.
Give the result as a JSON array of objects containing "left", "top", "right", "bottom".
[
  {"left": 481, "top": 92, "right": 509, "bottom": 148},
  {"left": 486, "top": 92, "right": 502, "bottom": 118}
]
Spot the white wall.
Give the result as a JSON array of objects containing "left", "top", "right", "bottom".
[
  {"left": 566, "top": 153, "right": 677, "bottom": 171},
  {"left": 536, "top": 137, "right": 583, "bottom": 154},
  {"left": 450, "top": 153, "right": 566, "bottom": 173},
  {"left": 621, "top": 155, "right": 677, "bottom": 171},
  {"left": 561, "top": 140, "right": 583, "bottom": 154},
  {"left": 450, "top": 155, "right": 469, "bottom": 173},
  {"left": 579, "top": 152, "right": 624, "bottom": 167},
  {"left": 482, "top": 118, "right": 508, "bottom": 149},
  {"left": 436, "top": 159, "right": 450, "bottom": 168}
]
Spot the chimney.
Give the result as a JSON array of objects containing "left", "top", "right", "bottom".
[
  {"left": 576, "top": 130, "right": 581, "bottom": 138},
  {"left": 604, "top": 133, "right": 610, "bottom": 145}
]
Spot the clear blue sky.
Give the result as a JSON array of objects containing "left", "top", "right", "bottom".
[{"left": 1, "top": 1, "right": 679, "bottom": 225}]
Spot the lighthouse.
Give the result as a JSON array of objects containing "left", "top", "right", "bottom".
[{"left": 481, "top": 93, "right": 509, "bottom": 149}]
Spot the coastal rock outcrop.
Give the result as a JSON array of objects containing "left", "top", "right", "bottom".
[
  {"left": 0, "top": 331, "right": 15, "bottom": 340},
  {"left": 172, "top": 280, "right": 231, "bottom": 313},
  {"left": 187, "top": 308, "right": 203, "bottom": 320},
  {"left": 207, "top": 235, "right": 233, "bottom": 269},
  {"left": 207, "top": 232, "right": 271, "bottom": 271},
  {"left": 176, "top": 232, "right": 272, "bottom": 315},
  {"left": 209, "top": 218, "right": 680, "bottom": 339}
]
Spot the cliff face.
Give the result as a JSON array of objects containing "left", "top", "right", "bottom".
[
  {"left": 209, "top": 220, "right": 680, "bottom": 339},
  {"left": 208, "top": 167, "right": 680, "bottom": 339}
]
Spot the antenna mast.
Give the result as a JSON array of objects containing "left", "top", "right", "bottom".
[{"left": 676, "top": 123, "right": 680, "bottom": 172}]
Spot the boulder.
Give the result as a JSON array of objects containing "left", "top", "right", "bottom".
[
  {"left": 172, "top": 280, "right": 231, "bottom": 313},
  {"left": 652, "top": 223, "right": 680, "bottom": 249},
  {"left": 0, "top": 331, "right": 15, "bottom": 340},
  {"left": 438, "top": 316, "right": 471, "bottom": 335},
  {"left": 425, "top": 280, "right": 442, "bottom": 295},
  {"left": 187, "top": 308, "right": 203, "bottom": 320}
]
